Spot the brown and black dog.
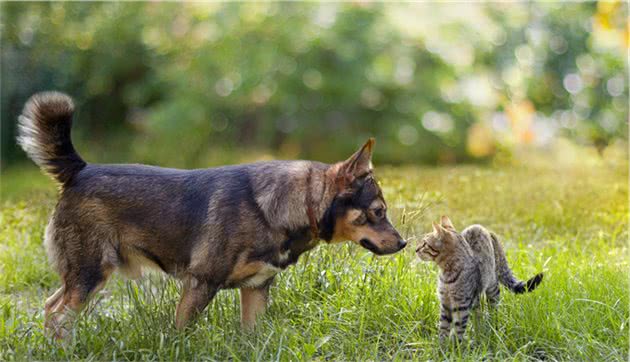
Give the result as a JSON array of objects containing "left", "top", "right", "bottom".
[{"left": 18, "top": 92, "right": 406, "bottom": 338}]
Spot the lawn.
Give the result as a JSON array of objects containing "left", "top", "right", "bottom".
[{"left": 0, "top": 143, "right": 627, "bottom": 361}]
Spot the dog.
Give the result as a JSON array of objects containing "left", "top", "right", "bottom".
[{"left": 17, "top": 92, "right": 407, "bottom": 338}]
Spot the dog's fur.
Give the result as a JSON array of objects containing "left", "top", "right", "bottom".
[{"left": 18, "top": 92, "right": 406, "bottom": 338}]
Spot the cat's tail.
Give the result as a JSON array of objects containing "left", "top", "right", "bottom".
[{"left": 491, "top": 232, "right": 544, "bottom": 294}]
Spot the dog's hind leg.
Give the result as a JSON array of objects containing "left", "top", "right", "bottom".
[
  {"left": 45, "top": 286, "right": 65, "bottom": 316},
  {"left": 45, "top": 264, "right": 113, "bottom": 339},
  {"left": 175, "top": 276, "right": 218, "bottom": 330}
]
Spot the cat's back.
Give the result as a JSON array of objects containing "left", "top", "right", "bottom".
[
  {"left": 462, "top": 225, "right": 493, "bottom": 252},
  {"left": 461, "top": 225, "right": 496, "bottom": 285}
]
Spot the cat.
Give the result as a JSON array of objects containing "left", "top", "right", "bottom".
[{"left": 416, "top": 216, "right": 543, "bottom": 342}]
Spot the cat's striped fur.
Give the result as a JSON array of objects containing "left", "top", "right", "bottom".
[{"left": 416, "top": 216, "right": 543, "bottom": 342}]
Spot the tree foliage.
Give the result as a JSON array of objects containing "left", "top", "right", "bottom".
[{"left": 1, "top": 2, "right": 626, "bottom": 167}]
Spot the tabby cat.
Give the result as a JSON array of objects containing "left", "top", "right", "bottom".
[{"left": 416, "top": 216, "right": 543, "bottom": 342}]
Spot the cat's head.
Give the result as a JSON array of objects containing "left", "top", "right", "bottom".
[{"left": 416, "top": 215, "right": 459, "bottom": 262}]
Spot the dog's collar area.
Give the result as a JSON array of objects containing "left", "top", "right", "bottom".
[
  {"left": 305, "top": 167, "right": 320, "bottom": 239},
  {"left": 306, "top": 201, "right": 319, "bottom": 240}
]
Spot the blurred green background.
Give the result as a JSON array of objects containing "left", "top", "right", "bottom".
[{"left": 1, "top": 2, "right": 627, "bottom": 169}]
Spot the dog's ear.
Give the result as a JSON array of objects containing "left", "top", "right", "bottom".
[{"left": 339, "top": 138, "right": 374, "bottom": 185}]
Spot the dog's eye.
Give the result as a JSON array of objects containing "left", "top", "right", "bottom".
[
  {"left": 353, "top": 212, "right": 367, "bottom": 225},
  {"left": 373, "top": 207, "right": 385, "bottom": 219}
]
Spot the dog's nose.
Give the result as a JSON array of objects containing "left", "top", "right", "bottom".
[{"left": 398, "top": 239, "right": 407, "bottom": 249}]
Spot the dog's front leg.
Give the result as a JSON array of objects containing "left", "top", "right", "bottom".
[
  {"left": 240, "top": 282, "right": 271, "bottom": 331},
  {"left": 175, "top": 276, "right": 217, "bottom": 330}
]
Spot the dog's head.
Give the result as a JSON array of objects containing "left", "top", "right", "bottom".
[{"left": 321, "top": 139, "right": 406, "bottom": 255}]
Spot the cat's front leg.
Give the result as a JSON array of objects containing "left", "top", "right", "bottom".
[
  {"left": 451, "top": 304, "right": 471, "bottom": 343},
  {"left": 438, "top": 304, "right": 452, "bottom": 342}
]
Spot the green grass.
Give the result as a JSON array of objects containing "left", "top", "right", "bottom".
[{"left": 0, "top": 144, "right": 628, "bottom": 361}]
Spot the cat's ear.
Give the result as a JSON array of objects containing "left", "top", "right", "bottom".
[
  {"left": 440, "top": 215, "right": 455, "bottom": 231},
  {"left": 431, "top": 221, "right": 446, "bottom": 248},
  {"left": 432, "top": 221, "right": 441, "bottom": 234},
  {"left": 433, "top": 221, "right": 448, "bottom": 236}
]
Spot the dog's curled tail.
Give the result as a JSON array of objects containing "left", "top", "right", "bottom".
[
  {"left": 17, "top": 92, "right": 86, "bottom": 185},
  {"left": 491, "top": 232, "right": 544, "bottom": 294}
]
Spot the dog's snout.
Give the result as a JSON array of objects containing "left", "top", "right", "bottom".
[{"left": 397, "top": 239, "right": 407, "bottom": 250}]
